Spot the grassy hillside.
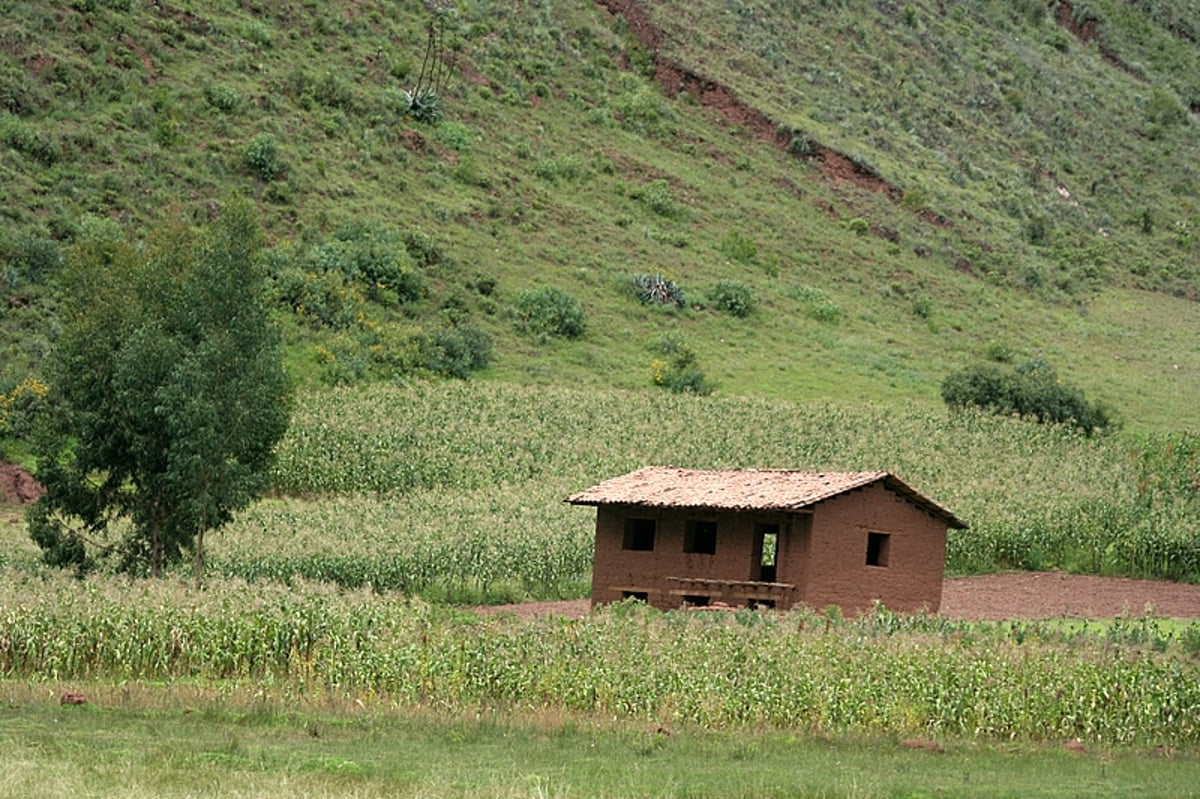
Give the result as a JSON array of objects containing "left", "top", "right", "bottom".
[{"left": 1, "top": 0, "right": 1198, "bottom": 431}]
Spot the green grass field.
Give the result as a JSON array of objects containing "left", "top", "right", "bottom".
[{"left": 3, "top": 694, "right": 1198, "bottom": 799}]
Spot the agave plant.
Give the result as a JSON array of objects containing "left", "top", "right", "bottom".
[
  {"left": 631, "top": 273, "right": 685, "bottom": 308},
  {"left": 405, "top": 87, "right": 442, "bottom": 124}
]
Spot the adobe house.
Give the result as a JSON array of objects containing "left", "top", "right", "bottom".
[{"left": 567, "top": 467, "right": 967, "bottom": 614}]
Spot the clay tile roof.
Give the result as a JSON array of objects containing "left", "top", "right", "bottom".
[{"left": 566, "top": 466, "right": 967, "bottom": 528}]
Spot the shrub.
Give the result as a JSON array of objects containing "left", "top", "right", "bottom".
[
  {"left": 424, "top": 324, "right": 494, "bottom": 379},
  {"left": 2, "top": 232, "right": 63, "bottom": 285},
  {"left": 315, "top": 222, "right": 426, "bottom": 305},
  {"left": 632, "top": 179, "right": 680, "bottom": 218},
  {"left": 532, "top": 155, "right": 585, "bottom": 183},
  {"left": 1146, "top": 87, "right": 1187, "bottom": 130},
  {"left": 710, "top": 280, "right": 757, "bottom": 318},
  {"left": 612, "top": 84, "right": 671, "bottom": 133},
  {"left": 435, "top": 122, "right": 474, "bottom": 152},
  {"left": 984, "top": 340, "right": 1014, "bottom": 363},
  {"left": 267, "top": 261, "right": 360, "bottom": 329},
  {"left": 630, "top": 273, "right": 684, "bottom": 308},
  {"left": 313, "top": 71, "right": 353, "bottom": 110},
  {"left": 652, "top": 337, "right": 713, "bottom": 395},
  {"left": 941, "top": 358, "right": 1114, "bottom": 434},
  {"left": 718, "top": 230, "right": 757, "bottom": 264},
  {"left": 791, "top": 285, "right": 842, "bottom": 324},
  {"left": 512, "top": 286, "right": 586, "bottom": 340},
  {"left": 244, "top": 133, "right": 284, "bottom": 180},
  {"left": 402, "top": 230, "right": 448, "bottom": 269},
  {"left": 1, "top": 117, "right": 59, "bottom": 166},
  {"left": 204, "top": 85, "right": 243, "bottom": 113}
]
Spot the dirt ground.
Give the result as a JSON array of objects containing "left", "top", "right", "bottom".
[
  {"left": 476, "top": 573, "right": 1200, "bottom": 621},
  {"left": 0, "top": 463, "right": 43, "bottom": 506}
]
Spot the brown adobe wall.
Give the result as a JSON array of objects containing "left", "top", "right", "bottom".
[
  {"left": 589, "top": 484, "right": 948, "bottom": 613},
  {"left": 590, "top": 506, "right": 798, "bottom": 611},
  {"left": 801, "top": 482, "right": 947, "bottom": 614}
]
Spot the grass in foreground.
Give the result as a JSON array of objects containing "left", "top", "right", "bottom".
[{"left": 1, "top": 688, "right": 1196, "bottom": 799}]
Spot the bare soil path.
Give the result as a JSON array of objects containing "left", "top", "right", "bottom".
[{"left": 476, "top": 573, "right": 1200, "bottom": 621}]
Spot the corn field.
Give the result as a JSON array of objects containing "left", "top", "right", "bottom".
[
  {"left": 249, "top": 382, "right": 1200, "bottom": 595},
  {"left": 211, "top": 488, "right": 593, "bottom": 601},
  {"left": 1, "top": 569, "right": 1198, "bottom": 746}
]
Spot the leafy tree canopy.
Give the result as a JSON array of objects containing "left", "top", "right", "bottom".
[
  {"left": 28, "top": 201, "right": 291, "bottom": 579},
  {"left": 941, "top": 358, "right": 1113, "bottom": 435}
]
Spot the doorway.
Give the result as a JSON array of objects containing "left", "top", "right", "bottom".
[{"left": 754, "top": 523, "right": 779, "bottom": 582}]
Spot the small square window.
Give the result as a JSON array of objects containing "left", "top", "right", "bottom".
[
  {"left": 684, "top": 520, "right": 717, "bottom": 554},
  {"left": 623, "top": 518, "right": 656, "bottom": 551},
  {"left": 622, "top": 590, "right": 649, "bottom": 602},
  {"left": 866, "top": 532, "right": 890, "bottom": 567},
  {"left": 682, "top": 595, "right": 710, "bottom": 607}
]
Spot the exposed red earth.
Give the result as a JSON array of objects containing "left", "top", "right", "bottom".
[
  {"left": 0, "top": 462, "right": 43, "bottom": 506},
  {"left": 477, "top": 573, "right": 1200, "bottom": 621}
]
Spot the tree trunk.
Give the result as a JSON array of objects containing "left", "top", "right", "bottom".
[
  {"left": 150, "top": 518, "right": 163, "bottom": 578},
  {"left": 193, "top": 527, "right": 205, "bottom": 588}
]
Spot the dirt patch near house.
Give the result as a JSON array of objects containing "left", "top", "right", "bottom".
[{"left": 474, "top": 573, "right": 1200, "bottom": 620}]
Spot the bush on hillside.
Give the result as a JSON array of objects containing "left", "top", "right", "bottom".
[
  {"left": 652, "top": 337, "right": 713, "bottom": 396},
  {"left": 424, "top": 324, "right": 493, "bottom": 379},
  {"left": 244, "top": 133, "right": 284, "bottom": 180},
  {"left": 941, "top": 358, "right": 1114, "bottom": 434},
  {"left": 710, "top": 279, "right": 757, "bottom": 318},
  {"left": 512, "top": 286, "right": 586, "bottom": 340},
  {"left": 717, "top": 230, "right": 757, "bottom": 265}
]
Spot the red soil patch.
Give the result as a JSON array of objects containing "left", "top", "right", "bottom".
[
  {"left": 595, "top": 0, "right": 910, "bottom": 208},
  {"left": 0, "top": 463, "right": 43, "bottom": 506},
  {"left": 476, "top": 573, "right": 1200, "bottom": 621},
  {"left": 122, "top": 36, "right": 156, "bottom": 79},
  {"left": 1055, "top": 1, "right": 1142, "bottom": 77}
]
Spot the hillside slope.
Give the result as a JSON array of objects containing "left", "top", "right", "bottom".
[{"left": 1, "top": 0, "right": 1198, "bottom": 430}]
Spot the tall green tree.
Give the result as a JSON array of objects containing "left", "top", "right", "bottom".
[{"left": 28, "top": 202, "right": 291, "bottom": 580}]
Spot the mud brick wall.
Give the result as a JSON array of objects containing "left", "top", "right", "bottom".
[
  {"left": 590, "top": 483, "right": 947, "bottom": 613},
  {"left": 800, "top": 482, "right": 947, "bottom": 614}
]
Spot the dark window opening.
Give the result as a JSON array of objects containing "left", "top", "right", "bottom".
[
  {"left": 684, "top": 520, "right": 717, "bottom": 554},
  {"left": 754, "top": 523, "right": 780, "bottom": 581},
  {"left": 866, "top": 532, "right": 891, "bottom": 567},
  {"left": 623, "top": 518, "right": 656, "bottom": 551},
  {"left": 622, "top": 591, "right": 649, "bottom": 602},
  {"left": 682, "top": 595, "right": 710, "bottom": 607}
]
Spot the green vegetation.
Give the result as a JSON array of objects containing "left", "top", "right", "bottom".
[
  {"left": 511, "top": 285, "right": 587, "bottom": 340},
  {"left": 26, "top": 204, "right": 291, "bottom": 579},
  {"left": 5, "top": 698, "right": 1198, "bottom": 799},
  {"left": 235, "top": 383, "right": 1199, "bottom": 593},
  {"left": 3, "top": 0, "right": 1200, "bottom": 785},
  {"left": 2, "top": 572, "right": 1198, "bottom": 748},
  {"left": 631, "top": 273, "right": 686, "bottom": 309},
  {"left": 942, "top": 358, "right": 1115, "bottom": 434},
  {"left": 1, "top": 0, "right": 1198, "bottom": 429},
  {"left": 709, "top": 279, "right": 758, "bottom": 318}
]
